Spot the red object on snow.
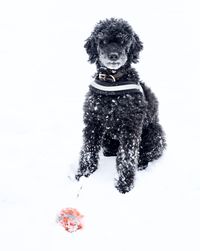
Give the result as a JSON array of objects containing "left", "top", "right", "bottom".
[{"left": 57, "top": 208, "right": 84, "bottom": 233}]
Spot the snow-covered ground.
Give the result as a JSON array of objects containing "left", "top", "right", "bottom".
[{"left": 0, "top": 0, "right": 200, "bottom": 250}]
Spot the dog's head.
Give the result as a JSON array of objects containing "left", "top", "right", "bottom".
[{"left": 84, "top": 18, "right": 143, "bottom": 70}]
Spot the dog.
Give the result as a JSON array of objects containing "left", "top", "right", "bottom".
[{"left": 75, "top": 18, "right": 166, "bottom": 193}]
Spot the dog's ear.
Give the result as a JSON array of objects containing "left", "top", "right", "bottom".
[
  {"left": 84, "top": 35, "right": 98, "bottom": 63},
  {"left": 129, "top": 33, "right": 143, "bottom": 63}
]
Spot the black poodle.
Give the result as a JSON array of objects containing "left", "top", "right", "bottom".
[{"left": 75, "top": 18, "right": 166, "bottom": 193}]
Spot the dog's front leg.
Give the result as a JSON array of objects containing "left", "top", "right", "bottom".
[
  {"left": 75, "top": 122, "right": 103, "bottom": 180},
  {"left": 115, "top": 127, "right": 142, "bottom": 193}
]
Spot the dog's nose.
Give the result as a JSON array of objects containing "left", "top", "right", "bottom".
[{"left": 108, "top": 52, "right": 119, "bottom": 61}]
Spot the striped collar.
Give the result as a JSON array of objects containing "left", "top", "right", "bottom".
[{"left": 90, "top": 79, "right": 143, "bottom": 96}]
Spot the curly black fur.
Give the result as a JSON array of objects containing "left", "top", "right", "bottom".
[
  {"left": 84, "top": 18, "right": 143, "bottom": 65},
  {"left": 75, "top": 18, "right": 166, "bottom": 193}
]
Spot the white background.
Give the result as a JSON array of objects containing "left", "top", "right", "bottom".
[{"left": 0, "top": 0, "right": 200, "bottom": 250}]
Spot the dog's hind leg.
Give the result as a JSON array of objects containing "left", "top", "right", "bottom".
[{"left": 138, "top": 122, "right": 166, "bottom": 170}]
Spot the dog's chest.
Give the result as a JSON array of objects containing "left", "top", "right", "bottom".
[{"left": 86, "top": 92, "right": 145, "bottom": 128}]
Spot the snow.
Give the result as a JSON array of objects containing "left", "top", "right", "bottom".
[{"left": 0, "top": 0, "right": 200, "bottom": 250}]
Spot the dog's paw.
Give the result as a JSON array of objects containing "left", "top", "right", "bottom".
[
  {"left": 75, "top": 173, "right": 81, "bottom": 181},
  {"left": 115, "top": 177, "right": 134, "bottom": 194},
  {"left": 138, "top": 159, "right": 149, "bottom": 171},
  {"left": 115, "top": 182, "right": 134, "bottom": 194},
  {"left": 75, "top": 167, "right": 94, "bottom": 181},
  {"left": 75, "top": 172, "right": 90, "bottom": 181},
  {"left": 137, "top": 163, "right": 148, "bottom": 171}
]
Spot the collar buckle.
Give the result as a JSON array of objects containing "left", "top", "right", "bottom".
[
  {"left": 99, "top": 73, "right": 107, "bottom": 81},
  {"left": 99, "top": 73, "right": 116, "bottom": 82}
]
